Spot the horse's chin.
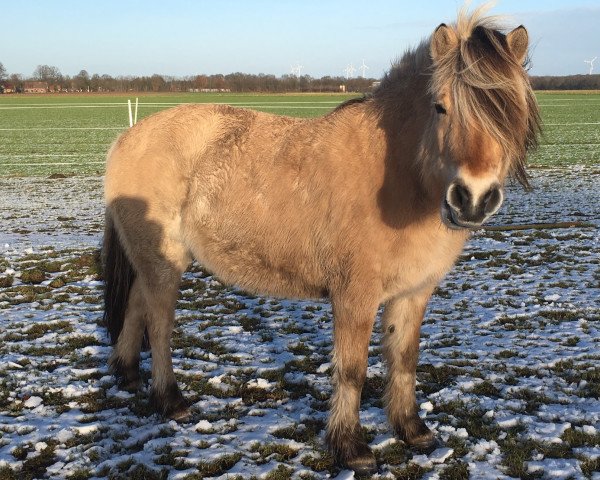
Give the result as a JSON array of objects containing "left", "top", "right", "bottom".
[{"left": 440, "top": 201, "right": 481, "bottom": 230}]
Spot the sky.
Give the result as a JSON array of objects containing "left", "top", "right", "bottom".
[{"left": 2, "top": 0, "right": 599, "bottom": 79}]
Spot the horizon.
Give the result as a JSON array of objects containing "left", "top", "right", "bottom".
[{"left": 2, "top": 1, "right": 600, "bottom": 79}]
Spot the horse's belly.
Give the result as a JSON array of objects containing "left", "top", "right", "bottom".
[
  {"left": 184, "top": 219, "right": 327, "bottom": 299},
  {"left": 201, "top": 250, "right": 326, "bottom": 299}
]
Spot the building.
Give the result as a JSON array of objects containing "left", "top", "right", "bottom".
[
  {"left": 0, "top": 84, "right": 16, "bottom": 93},
  {"left": 23, "top": 81, "right": 48, "bottom": 93}
]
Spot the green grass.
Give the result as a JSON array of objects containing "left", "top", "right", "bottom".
[
  {"left": 531, "top": 91, "right": 600, "bottom": 166},
  {"left": 0, "top": 92, "right": 355, "bottom": 177},
  {"left": 0, "top": 91, "right": 598, "bottom": 177}
]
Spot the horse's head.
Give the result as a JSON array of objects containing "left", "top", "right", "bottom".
[{"left": 425, "top": 11, "right": 541, "bottom": 229}]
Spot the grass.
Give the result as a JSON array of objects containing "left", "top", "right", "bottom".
[
  {"left": 0, "top": 92, "right": 356, "bottom": 177},
  {"left": 0, "top": 232, "right": 598, "bottom": 477},
  {"left": 0, "top": 90, "right": 598, "bottom": 479},
  {"left": 0, "top": 91, "right": 599, "bottom": 176}
]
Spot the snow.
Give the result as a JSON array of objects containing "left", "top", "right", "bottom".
[
  {"left": 529, "top": 422, "right": 572, "bottom": 443},
  {"left": 195, "top": 420, "right": 213, "bottom": 432},
  {"left": 527, "top": 458, "right": 582, "bottom": 479},
  {"left": 0, "top": 169, "right": 598, "bottom": 477},
  {"left": 23, "top": 396, "right": 43, "bottom": 408},
  {"left": 410, "top": 447, "right": 454, "bottom": 469},
  {"left": 544, "top": 293, "right": 561, "bottom": 302}
]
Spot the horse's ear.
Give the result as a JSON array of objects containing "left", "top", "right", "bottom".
[
  {"left": 507, "top": 25, "right": 529, "bottom": 64},
  {"left": 431, "top": 23, "right": 458, "bottom": 61}
]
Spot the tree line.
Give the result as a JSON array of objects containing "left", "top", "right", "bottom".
[
  {"left": 1, "top": 62, "right": 600, "bottom": 93},
  {"left": 0, "top": 63, "right": 375, "bottom": 93},
  {"left": 529, "top": 74, "right": 600, "bottom": 91}
]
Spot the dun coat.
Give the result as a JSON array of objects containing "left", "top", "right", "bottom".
[{"left": 103, "top": 6, "right": 540, "bottom": 474}]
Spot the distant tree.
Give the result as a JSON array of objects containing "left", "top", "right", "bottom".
[
  {"left": 33, "top": 64, "right": 62, "bottom": 83},
  {"left": 90, "top": 73, "right": 101, "bottom": 91},
  {"left": 0, "top": 62, "right": 7, "bottom": 81},
  {"left": 150, "top": 74, "right": 165, "bottom": 92},
  {"left": 74, "top": 69, "right": 90, "bottom": 91},
  {"left": 194, "top": 74, "right": 208, "bottom": 89},
  {"left": 212, "top": 74, "right": 226, "bottom": 90}
]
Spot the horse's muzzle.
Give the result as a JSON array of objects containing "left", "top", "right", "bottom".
[{"left": 441, "top": 181, "right": 503, "bottom": 229}]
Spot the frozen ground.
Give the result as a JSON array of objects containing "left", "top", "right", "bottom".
[{"left": 0, "top": 168, "right": 598, "bottom": 479}]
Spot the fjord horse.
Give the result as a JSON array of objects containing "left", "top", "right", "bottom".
[{"left": 103, "top": 7, "right": 540, "bottom": 474}]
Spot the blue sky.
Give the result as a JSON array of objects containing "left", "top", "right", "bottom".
[{"left": 2, "top": 1, "right": 599, "bottom": 78}]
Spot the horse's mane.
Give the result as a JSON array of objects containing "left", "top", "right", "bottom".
[
  {"left": 376, "top": 5, "right": 541, "bottom": 188},
  {"left": 330, "top": 95, "right": 372, "bottom": 114}
]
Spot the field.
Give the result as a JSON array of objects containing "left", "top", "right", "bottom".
[
  {"left": 0, "top": 92, "right": 599, "bottom": 177},
  {"left": 0, "top": 92, "right": 598, "bottom": 479},
  {"left": 0, "top": 93, "right": 357, "bottom": 177}
]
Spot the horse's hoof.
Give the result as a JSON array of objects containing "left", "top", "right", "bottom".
[
  {"left": 395, "top": 415, "right": 438, "bottom": 453},
  {"left": 118, "top": 377, "right": 142, "bottom": 393},
  {"left": 168, "top": 405, "right": 191, "bottom": 422},
  {"left": 408, "top": 430, "right": 438, "bottom": 454},
  {"left": 327, "top": 425, "right": 378, "bottom": 475},
  {"left": 342, "top": 444, "right": 378, "bottom": 476},
  {"left": 338, "top": 442, "right": 377, "bottom": 476},
  {"left": 110, "top": 357, "right": 141, "bottom": 392},
  {"left": 150, "top": 384, "right": 189, "bottom": 421}
]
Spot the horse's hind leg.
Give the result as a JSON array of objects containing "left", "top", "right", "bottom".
[
  {"left": 382, "top": 290, "right": 437, "bottom": 451},
  {"left": 326, "top": 292, "right": 378, "bottom": 475},
  {"left": 110, "top": 278, "right": 146, "bottom": 391},
  {"left": 108, "top": 198, "right": 190, "bottom": 419},
  {"left": 143, "top": 263, "right": 189, "bottom": 419}
]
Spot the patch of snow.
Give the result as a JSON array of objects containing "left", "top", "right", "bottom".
[
  {"left": 195, "top": 420, "right": 213, "bottom": 432},
  {"left": 23, "top": 396, "right": 43, "bottom": 408},
  {"left": 526, "top": 458, "right": 581, "bottom": 479},
  {"left": 333, "top": 470, "right": 355, "bottom": 480},
  {"left": 246, "top": 378, "right": 275, "bottom": 390},
  {"left": 529, "top": 422, "right": 571, "bottom": 443},
  {"left": 56, "top": 428, "right": 74, "bottom": 443},
  {"left": 34, "top": 442, "right": 48, "bottom": 452},
  {"left": 429, "top": 447, "right": 454, "bottom": 463},
  {"left": 317, "top": 362, "right": 331, "bottom": 373}
]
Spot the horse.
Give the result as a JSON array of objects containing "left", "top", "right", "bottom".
[{"left": 102, "top": 6, "right": 540, "bottom": 475}]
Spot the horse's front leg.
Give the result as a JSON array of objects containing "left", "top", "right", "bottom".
[
  {"left": 326, "top": 291, "right": 379, "bottom": 475},
  {"left": 382, "top": 289, "right": 437, "bottom": 450}
]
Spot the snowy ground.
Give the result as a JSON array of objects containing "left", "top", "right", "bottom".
[{"left": 0, "top": 168, "right": 598, "bottom": 479}]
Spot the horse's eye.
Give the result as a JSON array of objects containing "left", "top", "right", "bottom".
[{"left": 434, "top": 103, "right": 447, "bottom": 115}]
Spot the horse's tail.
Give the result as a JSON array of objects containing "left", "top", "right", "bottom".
[{"left": 102, "top": 211, "right": 136, "bottom": 345}]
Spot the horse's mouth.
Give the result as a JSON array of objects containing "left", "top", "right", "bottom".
[{"left": 441, "top": 201, "right": 479, "bottom": 230}]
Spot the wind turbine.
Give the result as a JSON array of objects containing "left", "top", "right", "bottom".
[
  {"left": 344, "top": 63, "right": 356, "bottom": 79},
  {"left": 359, "top": 59, "right": 369, "bottom": 78},
  {"left": 584, "top": 57, "right": 597, "bottom": 75},
  {"left": 291, "top": 62, "right": 303, "bottom": 77}
]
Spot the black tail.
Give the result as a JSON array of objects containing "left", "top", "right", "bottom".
[{"left": 102, "top": 214, "right": 136, "bottom": 345}]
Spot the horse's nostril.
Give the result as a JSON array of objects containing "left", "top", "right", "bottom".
[
  {"left": 448, "top": 183, "right": 471, "bottom": 211},
  {"left": 483, "top": 185, "right": 503, "bottom": 214}
]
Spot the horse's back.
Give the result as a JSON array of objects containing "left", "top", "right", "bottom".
[
  {"left": 105, "top": 104, "right": 298, "bottom": 220},
  {"left": 104, "top": 103, "right": 327, "bottom": 297}
]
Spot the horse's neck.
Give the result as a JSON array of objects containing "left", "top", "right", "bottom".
[{"left": 372, "top": 81, "right": 441, "bottom": 217}]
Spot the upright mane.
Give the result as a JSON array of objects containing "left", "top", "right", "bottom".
[{"left": 376, "top": 6, "right": 541, "bottom": 188}]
